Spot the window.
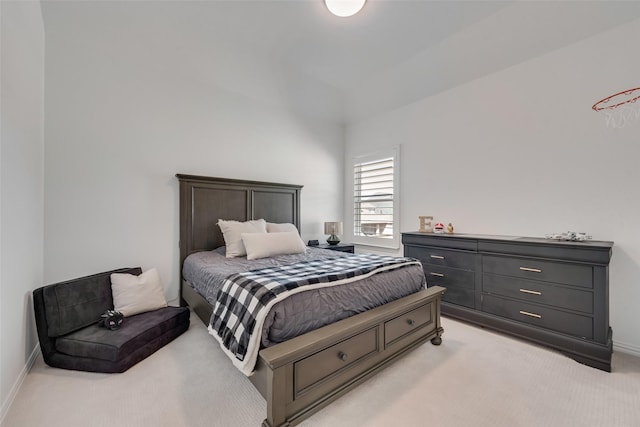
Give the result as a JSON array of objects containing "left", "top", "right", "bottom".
[{"left": 351, "top": 147, "right": 399, "bottom": 249}]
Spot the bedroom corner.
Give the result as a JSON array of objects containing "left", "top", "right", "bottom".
[{"left": 0, "top": 0, "right": 45, "bottom": 423}]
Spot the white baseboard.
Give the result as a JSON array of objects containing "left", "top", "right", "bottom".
[
  {"left": 0, "top": 344, "right": 40, "bottom": 427},
  {"left": 613, "top": 340, "right": 640, "bottom": 358}
]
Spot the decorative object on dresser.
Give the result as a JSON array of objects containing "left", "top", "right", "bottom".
[
  {"left": 324, "top": 221, "right": 343, "bottom": 245},
  {"left": 418, "top": 215, "right": 433, "bottom": 233},
  {"left": 177, "top": 174, "right": 444, "bottom": 427},
  {"left": 545, "top": 231, "right": 592, "bottom": 241},
  {"left": 402, "top": 232, "right": 613, "bottom": 372},
  {"left": 314, "top": 243, "right": 355, "bottom": 253}
]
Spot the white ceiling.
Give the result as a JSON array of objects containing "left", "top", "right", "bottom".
[{"left": 41, "top": 0, "right": 640, "bottom": 122}]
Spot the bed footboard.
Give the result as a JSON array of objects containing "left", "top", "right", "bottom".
[{"left": 250, "top": 286, "right": 445, "bottom": 427}]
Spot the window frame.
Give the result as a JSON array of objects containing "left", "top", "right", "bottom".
[{"left": 350, "top": 146, "right": 400, "bottom": 249}]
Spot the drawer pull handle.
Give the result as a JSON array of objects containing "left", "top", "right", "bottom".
[
  {"left": 430, "top": 272, "right": 444, "bottom": 277},
  {"left": 519, "top": 310, "right": 542, "bottom": 319},
  {"left": 338, "top": 351, "right": 348, "bottom": 362},
  {"left": 519, "top": 267, "right": 542, "bottom": 273},
  {"left": 519, "top": 288, "right": 542, "bottom": 296},
  {"left": 407, "top": 319, "right": 415, "bottom": 326},
  {"left": 430, "top": 255, "right": 445, "bottom": 259}
]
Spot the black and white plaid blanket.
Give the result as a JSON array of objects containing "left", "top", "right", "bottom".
[{"left": 208, "top": 253, "right": 421, "bottom": 375}]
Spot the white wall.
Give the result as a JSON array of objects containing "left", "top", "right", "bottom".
[
  {"left": 343, "top": 1, "right": 640, "bottom": 123},
  {"left": 346, "top": 19, "right": 640, "bottom": 354},
  {"left": 0, "top": 0, "right": 45, "bottom": 421},
  {"left": 43, "top": 3, "right": 345, "bottom": 300}
]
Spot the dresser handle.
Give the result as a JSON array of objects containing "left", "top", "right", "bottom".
[
  {"left": 338, "top": 351, "right": 348, "bottom": 362},
  {"left": 407, "top": 319, "right": 415, "bottom": 326},
  {"left": 519, "top": 288, "right": 542, "bottom": 296},
  {"left": 430, "top": 255, "right": 445, "bottom": 259},
  {"left": 519, "top": 310, "right": 542, "bottom": 319},
  {"left": 519, "top": 267, "right": 542, "bottom": 273},
  {"left": 430, "top": 272, "right": 444, "bottom": 277}
]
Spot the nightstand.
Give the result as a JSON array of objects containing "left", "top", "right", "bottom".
[{"left": 314, "top": 243, "right": 355, "bottom": 254}]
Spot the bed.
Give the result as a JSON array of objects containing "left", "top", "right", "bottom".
[{"left": 177, "top": 174, "right": 445, "bottom": 427}]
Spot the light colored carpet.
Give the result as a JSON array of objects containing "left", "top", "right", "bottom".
[{"left": 3, "top": 311, "right": 640, "bottom": 427}]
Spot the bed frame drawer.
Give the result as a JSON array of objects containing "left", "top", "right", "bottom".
[
  {"left": 294, "top": 327, "right": 379, "bottom": 396},
  {"left": 384, "top": 303, "right": 432, "bottom": 347}
]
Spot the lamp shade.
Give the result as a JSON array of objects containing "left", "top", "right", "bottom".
[{"left": 324, "top": 221, "right": 343, "bottom": 235}]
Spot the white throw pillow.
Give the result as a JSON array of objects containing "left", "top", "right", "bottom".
[
  {"left": 242, "top": 231, "right": 307, "bottom": 260},
  {"left": 110, "top": 268, "right": 168, "bottom": 317},
  {"left": 266, "top": 222, "right": 299, "bottom": 233},
  {"left": 218, "top": 219, "right": 267, "bottom": 258}
]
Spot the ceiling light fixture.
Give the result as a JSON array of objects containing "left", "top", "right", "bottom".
[{"left": 324, "top": 0, "right": 366, "bottom": 18}]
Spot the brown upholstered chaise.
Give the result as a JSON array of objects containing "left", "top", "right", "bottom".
[{"left": 33, "top": 267, "right": 190, "bottom": 373}]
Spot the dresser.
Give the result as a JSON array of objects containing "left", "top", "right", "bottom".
[{"left": 402, "top": 232, "right": 614, "bottom": 371}]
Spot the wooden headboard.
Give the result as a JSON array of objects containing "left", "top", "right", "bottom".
[{"left": 176, "top": 174, "right": 302, "bottom": 271}]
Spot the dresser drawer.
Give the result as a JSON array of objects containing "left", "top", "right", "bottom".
[
  {"left": 294, "top": 327, "right": 379, "bottom": 395},
  {"left": 482, "top": 255, "right": 593, "bottom": 288},
  {"left": 406, "top": 246, "right": 475, "bottom": 271},
  {"left": 482, "top": 294, "right": 593, "bottom": 339},
  {"left": 384, "top": 303, "right": 432, "bottom": 346},
  {"left": 424, "top": 265, "right": 474, "bottom": 290},
  {"left": 438, "top": 286, "right": 475, "bottom": 309},
  {"left": 483, "top": 274, "right": 593, "bottom": 313}
]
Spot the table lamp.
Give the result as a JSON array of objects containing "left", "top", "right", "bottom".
[{"left": 324, "top": 221, "right": 343, "bottom": 245}]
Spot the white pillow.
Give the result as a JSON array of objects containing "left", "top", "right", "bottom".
[
  {"left": 241, "top": 231, "right": 307, "bottom": 260},
  {"left": 266, "top": 222, "right": 299, "bottom": 233},
  {"left": 218, "top": 219, "right": 267, "bottom": 258},
  {"left": 110, "top": 268, "right": 168, "bottom": 317}
]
